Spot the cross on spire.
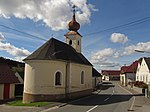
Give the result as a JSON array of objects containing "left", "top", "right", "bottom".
[{"left": 72, "top": 5, "right": 76, "bottom": 16}]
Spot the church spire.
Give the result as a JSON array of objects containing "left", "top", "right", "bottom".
[{"left": 68, "top": 5, "right": 80, "bottom": 32}]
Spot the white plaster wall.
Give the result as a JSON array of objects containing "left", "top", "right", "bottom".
[
  {"left": 0, "top": 84, "right": 4, "bottom": 100},
  {"left": 70, "top": 63, "right": 92, "bottom": 92},
  {"left": 24, "top": 60, "right": 66, "bottom": 95}
]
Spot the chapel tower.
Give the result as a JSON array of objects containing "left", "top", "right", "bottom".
[{"left": 64, "top": 5, "right": 82, "bottom": 53}]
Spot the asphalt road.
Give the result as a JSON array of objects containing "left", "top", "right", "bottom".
[{"left": 44, "top": 81, "right": 134, "bottom": 112}]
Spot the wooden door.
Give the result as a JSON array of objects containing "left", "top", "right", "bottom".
[{"left": 3, "top": 84, "right": 10, "bottom": 99}]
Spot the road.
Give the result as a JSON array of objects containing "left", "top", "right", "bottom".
[{"left": 44, "top": 81, "right": 134, "bottom": 112}]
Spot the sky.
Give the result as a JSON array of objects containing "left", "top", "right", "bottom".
[{"left": 0, "top": 0, "right": 150, "bottom": 71}]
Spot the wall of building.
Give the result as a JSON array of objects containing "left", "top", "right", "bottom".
[
  {"left": 0, "top": 84, "right": 4, "bottom": 100},
  {"left": 70, "top": 63, "right": 92, "bottom": 93},
  {"left": 23, "top": 60, "right": 92, "bottom": 102},
  {"left": 24, "top": 60, "right": 66, "bottom": 95},
  {"left": 120, "top": 74, "right": 126, "bottom": 86},
  {"left": 9, "top": 84, "right": 15, "bottom": 99},
  {"left": 136, "top": 58, "right": 150, "bottom": 84}
]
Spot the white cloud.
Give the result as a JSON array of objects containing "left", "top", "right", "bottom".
[
  {"left": 110, "top": 33, "right": 128, "bottom": 44},
  {"left": 0, "top": 32, "right": 31, "bottom": 61},
  {"left": 0, "top": 42, "right": 31, "bottom": 57},
  {"left": 0, "top": 32, "right": 5, "bottom": 41},
  {"left": 0, "top": 0, "right": 97, "bottom": 31},
  {"left": 123, "top": 42, "right": 150, "bottom": 55},
  {"left": 91, "top": 48, "right": 115, "bottom": 63},
  {"left": 90, "top": 48, "right": 120, "bottom": 67}
]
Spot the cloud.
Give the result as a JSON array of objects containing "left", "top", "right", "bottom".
[
  {"left": 0, "top": 32, "right": 5, "bottom": 41},
  {"left": 91, "top": 48, "right": 115, "bottom": 63},
  {"left": 110, "top": 33, "right": 128, "bottom": 44},
  {"left": 90, "top": 48, "right": 120, "bottom": 67},
  {"left": 0, "top": 32, "right": 31, "bottom": 61},
  {"left": 123, "top": 42, "right": 150, "bottom": 55},
  {"left": 0, "top": 0, "right": 97, "bottom": 31}
]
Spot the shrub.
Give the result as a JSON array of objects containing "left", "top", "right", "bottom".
[{"left": 134, "top": 81, "right": 148, "bottom": 89}]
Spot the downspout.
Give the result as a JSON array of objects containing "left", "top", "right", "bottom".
[{"left": 65, "top": 62, "right": 70, "bottom": 99}]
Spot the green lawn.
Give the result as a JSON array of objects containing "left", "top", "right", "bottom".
[{"left": 7, "top": 100, "right": 53, "bottom": 107}]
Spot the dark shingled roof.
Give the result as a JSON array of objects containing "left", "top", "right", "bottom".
[
  {"left": 92, "top": 68, "right": 102, "bottom": 77},
  {"left": 24, "top": 38, "right": 92, "bottom": 66},
  {"left": 0, "top": 64, "right": 19, "bottom": 84}
]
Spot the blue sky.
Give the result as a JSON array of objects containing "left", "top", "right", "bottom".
[{"left": 0, "top": 0, "right": 150, "bottom": 71}]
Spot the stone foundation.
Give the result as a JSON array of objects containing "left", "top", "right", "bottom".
[{"left": 23, "top": 89, "right": 92, "bottom": 103}]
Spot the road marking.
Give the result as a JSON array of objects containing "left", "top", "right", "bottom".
[
  {"left": 86, "top": 86, "right": 115, "bottom": 112},
  {"left": 41, "top": 106, "right": 59, "bottom": 112},
  {"left": 86, "top": 105, "right": 98, "bottom": 112},
  {"left": 104, "top": 87, "right": 115, "bottom": 102},
  {"left": 117, "top": 83, "right": 135, "bottom": 111}
]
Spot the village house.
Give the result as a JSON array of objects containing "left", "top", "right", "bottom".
[
  {"left": 136, "top": 57, "right": 150, "bottom": 84},
  {"left": 92, "top": 68, "right": 102, "bottom": 89},
  {"left": 23, "top": 10, "right": 94, "bottom": 103},
  {"left": 0, "top": 64, "right": 19, "bottom": 100},
  {"left": 120, "top": 61, "right": 138, "bottom": 86},
  {"left": 101, "top": 70, "right": 120, "bottom": 81}
]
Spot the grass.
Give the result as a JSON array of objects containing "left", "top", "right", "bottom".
[{"left": 7, "top": 100, "right": 53, "bottom": 107}]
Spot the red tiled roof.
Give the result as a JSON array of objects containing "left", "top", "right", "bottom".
[
  {"left": 101, "top": 70, "right": 120, "bottom": 76},
  {"left": 0, "top": 64, "right": 19, "bottom": 84},
  {"left": 121, "top": 61, "right": 138, "bottom": 73}
]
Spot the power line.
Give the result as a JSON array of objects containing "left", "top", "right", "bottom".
[
  {"left": 83, "top": 16, "right": 150, "bottom": 36},
  {"left": 0, "top": 24, "right": 47, "bottom": 41}
]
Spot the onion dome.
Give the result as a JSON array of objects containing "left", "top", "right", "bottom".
[{"left": 68, "top": 14, "right": 80, "bottom": 32}]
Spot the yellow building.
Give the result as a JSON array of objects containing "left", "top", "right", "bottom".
[{"left": 23, "top": 11, "right": 93, "bottom": 103}]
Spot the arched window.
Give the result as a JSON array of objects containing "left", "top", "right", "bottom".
[
  {"left": 55, "top": 72, "right": 62, "bottom": 86},
  {"left": 69, "top": 40, "right": 72, "bottom": 45},
  {"left": 81, "top": 71, "right": 84, "bottom": 84}
]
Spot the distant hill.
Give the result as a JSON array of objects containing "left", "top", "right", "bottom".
[{"left": 0, "top": 57, "right": 24, "bottom": 67}]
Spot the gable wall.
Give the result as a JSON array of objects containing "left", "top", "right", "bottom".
[{"left": 136, "top": 58, "right": 150, "bottom": 84}]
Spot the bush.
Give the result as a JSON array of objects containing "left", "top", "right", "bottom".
[{"left": 134, "top": 81, "right": 148, "bottom": 89}]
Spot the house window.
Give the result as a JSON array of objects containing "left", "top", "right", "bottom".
[
  {"left": 55, "top": 71, "right": 62, "bottom": 86},
  {"left": 69, "top": 40, "right": 72, "bottom": 45},
  {"left": 146, "top": 76, "right": 148, "bottom": 83},
  {"left": 81, "top": 71, "right": 84, "bottom": 84},
  {"left": 137, "top": 76, "right": 138, "bottom": 80}
]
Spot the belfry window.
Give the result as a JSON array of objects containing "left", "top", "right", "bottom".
[
  {"left": 69, "top": 40, "right": 72, "bottom": 45},
  {"left": 55, "top": 72, "right": 62, "bottom": 86}
]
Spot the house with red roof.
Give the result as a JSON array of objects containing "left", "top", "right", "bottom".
[
  {"left": 120, "top": 61, "right": 138, "bottom": 86},
  {"left": 101, "top": 70, "right": 120, "bottom": 81},
  {"left": 136, "top": 57, "right": 150, "bottom": 84},
  {"left": 0, "top": 64, "right": 19, "bottom": 100}
]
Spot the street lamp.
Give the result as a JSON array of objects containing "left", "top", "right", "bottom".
[{"left": 135, "top": 49, "right": 150, "bottom": 54}]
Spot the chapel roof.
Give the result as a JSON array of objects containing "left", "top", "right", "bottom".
[
  {"left": 24, "top": 38, "right": 92, "bottom": 66},
  {"left": 92, "top": 68, "right": 102, "bottom": 77}
]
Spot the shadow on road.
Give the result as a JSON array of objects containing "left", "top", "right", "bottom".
[{"left": 65, "top": 93, "right": 143, "bottom": 106}]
